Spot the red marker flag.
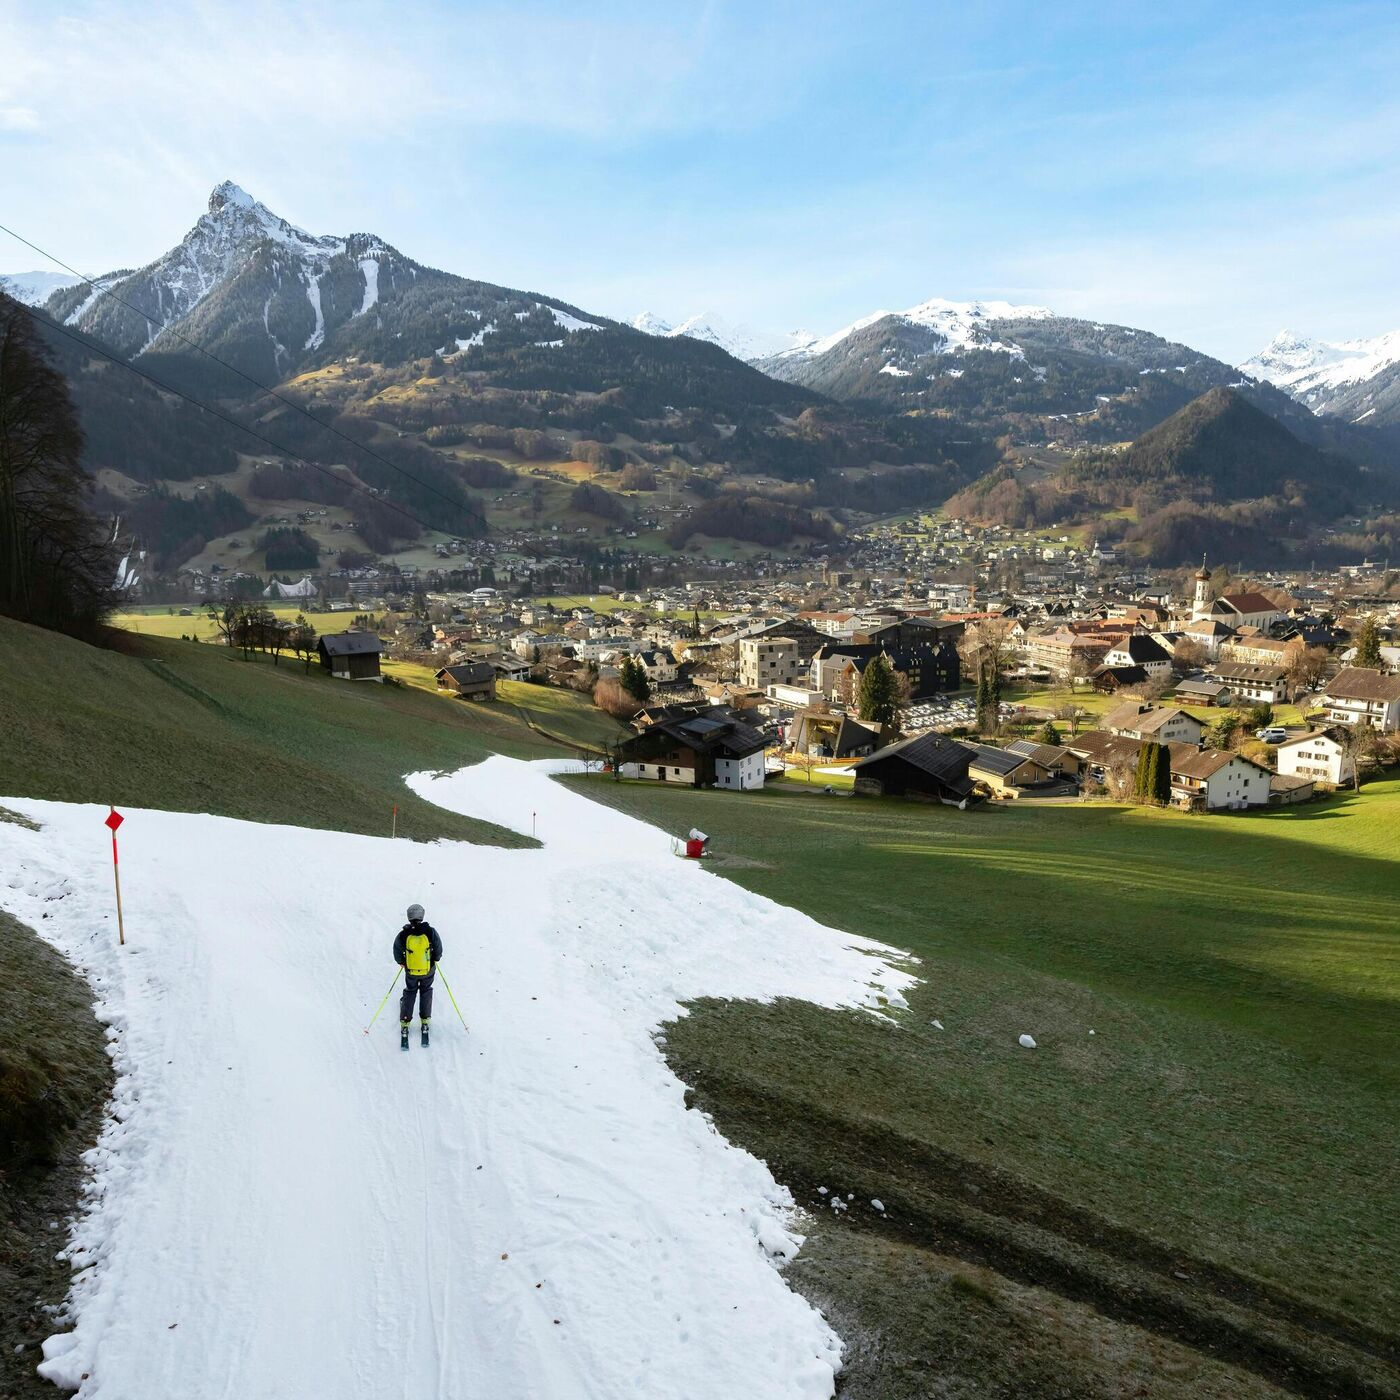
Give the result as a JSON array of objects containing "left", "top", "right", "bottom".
[{"left": 106, "top": 807, "right": 126, "bottom": 946}]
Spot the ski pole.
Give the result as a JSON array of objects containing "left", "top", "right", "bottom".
[
  {"left": 364, "top": 967, "right": 403, "bottom": 1034},
  {"left": 436, "top": 966, "right": 469, "bottom": 1032}
]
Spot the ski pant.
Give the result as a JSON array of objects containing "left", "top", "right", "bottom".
[{"left": 399, "top": 971, "right": 434, "bottom": 1023}]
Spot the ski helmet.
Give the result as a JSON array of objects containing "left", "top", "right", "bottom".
[{"left": 407, "top": 903, "right": 425, "bottom": 922}]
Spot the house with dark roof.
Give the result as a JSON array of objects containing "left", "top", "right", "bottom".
[
  {"left": 1168, "top": 745, "right": 1272, "bottom": 810},
  {"left": 1173, "top": 678, "right": 1231, "bottom": 706},
  {"left": 1067, "top": 731, "right": 1271, "bottom": 809},
  {"left": 1090, "top": 663, "right": 1149, "bottom": 693},
  {"left": 849, "top": 732, "right": 977, "bottom": 807},
  {"left": 965, "top": 743, "right": 1069, "bottom": 798},
  {"left": 1209, "top": 660, "right": 1291, "bottom": 704},
  {"left": 1102, "top": 634, "right": 1172, "bottom": 678},
  {"left": 787, "top": 709, "right": 882, "bottom": 759},
  {"left": 436, "top": 662, "right": 497, "bottom": 701},
  {"left": 317, "top": 630, "right": 383, "bottom": 681},
  {"left": 1322, "top": 667, "right": 1400, "bottom": 732},
  {"left": 488, "top": 653, "right": 531, "bottom": 682},
  {"left": 617, "top": 714, "right": 769, "bottom": 790},
  {"left": 1006, "top": 739, "right": 1082, "bottom": 779}
]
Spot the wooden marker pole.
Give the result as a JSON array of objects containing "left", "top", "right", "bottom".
[
  {"left": 105, "top": 807, "right": 126, "bottom": 946},
  {"left": 392, "top": 803, "right": 398, "bottom": 839}
]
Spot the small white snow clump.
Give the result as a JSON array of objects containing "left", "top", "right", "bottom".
[{"left": 1018, "top": 1034, "right": 1037, "bottom": 1049}]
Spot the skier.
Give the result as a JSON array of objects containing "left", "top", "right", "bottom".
[{"left": 394, "top": 903, "right": 443, "bottom": 1050}]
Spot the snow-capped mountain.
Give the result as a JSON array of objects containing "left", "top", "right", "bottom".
[
  {"left": 38, "top": 180, "right": 609, "bottom": 386},
  {"left": 628, "top": 310, "right": 811, "bottom": 362},
  {"left": 748, "top": 294, "right": 1342, "bottom": 445},
  {"left": 766, "top": 296, "right": 1056, "bottom": 366},
  {"left": 0, "top": 270, "right": 84, "bottom": 306},
  {"left": 1240, "top": 328, "right": 1400, "bottom": 426}
]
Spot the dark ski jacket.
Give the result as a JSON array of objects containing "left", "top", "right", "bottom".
[{"left": 394, "top": 921, "right": 442, "bottom": 976}]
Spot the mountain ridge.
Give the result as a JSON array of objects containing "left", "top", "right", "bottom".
[{"left": 1240, "top": 326, "right": 1400, "bottom": 426}]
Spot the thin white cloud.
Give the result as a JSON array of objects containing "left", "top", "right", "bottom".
[{"left": 0, "top": 105, "right": 39, "bottom": 131}]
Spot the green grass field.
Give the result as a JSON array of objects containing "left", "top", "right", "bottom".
[
  {"left": 566, "top": 773, "right": 1400, "bottom": 1397},
  {"left": 1005, "top": 683, "right": 1315, "bottom": 729},
  {"left": 0, "top": 617, "right": 566, "bottom": 846},
  {"left": 111, "top": 605, "right": 364, "bottom": 643},
  {"left": 381, "top": 659, "right": 627, "bottom": 754}
]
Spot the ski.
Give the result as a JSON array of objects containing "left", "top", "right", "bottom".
[
  {"left": 421, "top": 1022, "right": 430, "bottom": 1048},
  {"left": 400, "top": 1024, "right": 410, "bottom": 1052}
]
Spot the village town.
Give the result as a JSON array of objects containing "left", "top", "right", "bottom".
[{"left": 163, "top": 513, "right": 1400, "bottom": 815}]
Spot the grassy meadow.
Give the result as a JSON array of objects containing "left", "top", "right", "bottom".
[
  {"left": 566, "top": 773, "right": 1400, "bottom": 1397},
  {"left": 0, "top": 616, "right": 573, "bottom": 846},
  {"left": 111, "top": 604, "right": 359, "bottom": 643}
]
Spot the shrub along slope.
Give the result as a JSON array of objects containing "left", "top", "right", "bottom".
[{"left": 0, "top": 904, "right": 113, "bottom": 1398}]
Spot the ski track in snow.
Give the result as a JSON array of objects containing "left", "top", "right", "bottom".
[{"left": 0, "top": 757, "right": 915, "bottom": 1400}]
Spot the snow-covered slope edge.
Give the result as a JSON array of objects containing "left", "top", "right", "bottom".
[{"left": 0, "top": 757, "right": 914, "bottom": 1400}]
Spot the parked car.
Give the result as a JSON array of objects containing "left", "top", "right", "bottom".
[{"left": 1255, "top": 727, "right": 1288, "bottom": 744}]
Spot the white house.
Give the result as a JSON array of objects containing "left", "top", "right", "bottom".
[
  {"left": 638, "top": 649, "right": 678, "bottom": 684},
  {"left": 1275, "top": 728, "right": 1355, "bottom": 787},
  {"left": 1210, "top": 661, "right": 1291, "bottom": 705},
  {"left": 1102, "top": 634, "right": 1172, "bottom": 678},
  {"left": 1322, "top": 667, "right": 1400, "bottom": 733},
  {"left": 714, "top": 747, "right": 766, "bottom": 790},
  {"left": 1179, "top": 617, "right": 1235, "bottom": 657},
  {"left": 1169, "top": 747, "right": 1272, "bottom": 811}
]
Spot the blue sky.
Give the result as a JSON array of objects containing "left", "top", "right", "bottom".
[{"left": 3, "top": 0, "right": 1398, "bottom": 361}]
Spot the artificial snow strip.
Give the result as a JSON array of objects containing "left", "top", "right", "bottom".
[{"left": 0, "top": 758, "right": 915, "bottom": 1400}]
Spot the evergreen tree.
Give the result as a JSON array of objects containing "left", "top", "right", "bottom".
[
  {"left": 619, "top": 654, "right": 650, "bottom": 703},
  {"left": 1134, "top": 743, "right": 1152, "bottom": 799},
  {"left": 858, "top": 653, "right": 900, "bottom": 727},
  {"left": 975, "top": 663, "right": 998, "bottom": 733},
  {"left": 1038, "top": 720, "right": 1060, "bottom": 746},
  {"left": 0, "top": 299, "right": 116, "bottom": 637},
  {"left": 1355, "top": 613, "right": 1383, "bottom": 670},
  {"left": 1152, "top": 741, "right": 1172, "bottom": 804}
]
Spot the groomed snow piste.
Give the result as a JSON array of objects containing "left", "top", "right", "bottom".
[{"left": 0, "top": 757, "right": 914, "bottom": 1400}]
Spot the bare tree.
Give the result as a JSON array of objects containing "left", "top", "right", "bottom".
[
  {"left": 958, "top": 618, "right": 1017, "bottom": 687},
  {"left": 1285, "top": 645, "right": 1330, "bottom": 692},
  {"left": 1173, "top": 637, "right": 1208, "bottom": 672},
  {"left": 1338, "top": 720, "right": 1378, "bottom": 791}
]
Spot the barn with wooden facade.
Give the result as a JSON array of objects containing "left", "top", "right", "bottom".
[{"left": 317, "top": 631, "right": 383, "bottom": 681}]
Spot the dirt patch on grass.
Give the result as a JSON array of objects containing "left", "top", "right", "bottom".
[
  {"left": 706, "top": 852, "right": 775, "bottom": 870},
  {"left": 0, "top": 911, "right": 112, "bottom": 1399},
  {"left": 666, "top": 998, "right": 1400, "bottom": 1399}
]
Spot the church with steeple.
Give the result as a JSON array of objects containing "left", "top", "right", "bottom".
[{"left": 1191, "top": 556, "right": 1214, "bottom": 621}]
